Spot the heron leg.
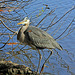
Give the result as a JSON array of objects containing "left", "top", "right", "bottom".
[
  {"left": 40, "top": 49, "right": 53, "bottom": 73},
  {"left": 37, "top": 50, "right": 42, "bottom": 73}
]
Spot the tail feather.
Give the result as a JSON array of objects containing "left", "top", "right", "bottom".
[{"left": 51, "top": 39, "right": 63, "bottom": 50}]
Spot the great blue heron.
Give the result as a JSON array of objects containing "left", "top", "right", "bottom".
[{"left": 17, "top": 17, "right": 63, "bottom": 73}]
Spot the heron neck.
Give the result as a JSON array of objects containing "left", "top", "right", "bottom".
[{"left": 21, "top": 24, "right": 29, "bottom": 32}]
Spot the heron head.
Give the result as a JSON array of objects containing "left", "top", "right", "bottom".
[{"left": 17, "top": 17, "right": 30, "bottom": 25}]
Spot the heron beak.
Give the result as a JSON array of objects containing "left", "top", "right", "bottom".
[
  {"left": 17, "top": 21, "right": 27, "bottom": 25},
  {"left": 17, "top": 21, "right": 25, "bottom": 25}
]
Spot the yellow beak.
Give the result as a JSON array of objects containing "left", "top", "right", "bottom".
[{"left": 17, "top": 21, "right": 24, "bottom": 25}]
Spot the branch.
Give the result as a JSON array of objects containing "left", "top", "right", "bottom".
[
  {"left": 46, "top": 6, "right": 75, "bottom": 31},
  {"left": 52, "top": 6, "right": 75, "bottom": 26},
  {"left": 0, "top": 19, "right": 18, "bottom": 34},
  {"left": 0, "top": 32, "right": 16, "bottom": 49},
  {"left": 0, "top": 33, "right": 15, "bottom": 35},
  {"left": 57, "top": 28, "right": 75, "bottom": 41},
  {"left": 52, "top": 12, "right": 71, "bottom": 36},
  {"left": 46, "top": 15, "right": 57, "bottom": 31},
  {"left": 55, "top": 18, "right": 74, "bottom": 40},
  {"left": 36, "top": 8, "right": 56, "bottom": 27}
]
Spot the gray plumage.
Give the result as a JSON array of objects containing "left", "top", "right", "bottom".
[
  {"left": 17, "top": 17, "right": 63, "bottom": 50},
  {"left": 17, "top": 25, "right": 63, "bottom": 50}
]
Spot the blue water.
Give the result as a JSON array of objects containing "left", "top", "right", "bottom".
[{"left": 0, "top": 0, "right": 75, "bottom": 75}]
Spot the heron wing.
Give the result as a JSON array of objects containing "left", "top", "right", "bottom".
[
  {"left": 24, "top": 26, "right": 57, "bottom": 49},
  {"left": 24, "top": 26, "right": 62, "bottom": 50}
]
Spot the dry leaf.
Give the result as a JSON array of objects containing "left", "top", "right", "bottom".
[{"left": 7, "top": 42, "right": 18, "bottom": 45}]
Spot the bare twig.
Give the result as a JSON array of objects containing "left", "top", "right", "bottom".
[
  {"left": 55, "top": 18, "right": 74, "bottom": 40},
  {"left": 57, "top": 28, "right": 75, "bottom": 41},
  {"left": 0, "top": 19, "right": 18, "bottom": 34},
  {"left": 0, "top": 32, "right": 16, "bottom": 49},
  {"left": 36, "top": 8, "right": 56, "bottom": 27},
  {"left": 0, "top": 33, "right": 15, "bottom": 35},
  {"left": 52, "top": 6, "right": 75, "bottom": 26},
  {"left": 52, "top": 12, "right": 71, "bottom": 36},
  {"left": 46, "top": 6, "right": 75, "bottom": 31},
  {"left": 46, "top": 15, "right": 57, "bottom": 31}
]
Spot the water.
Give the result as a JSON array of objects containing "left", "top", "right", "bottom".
[{"left": 0, "top": 0, "right": 75, "bottom": 75}]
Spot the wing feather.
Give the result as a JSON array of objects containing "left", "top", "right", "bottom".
[{"left": 25, "top": 26, "right": 56, "bottom": 49}]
